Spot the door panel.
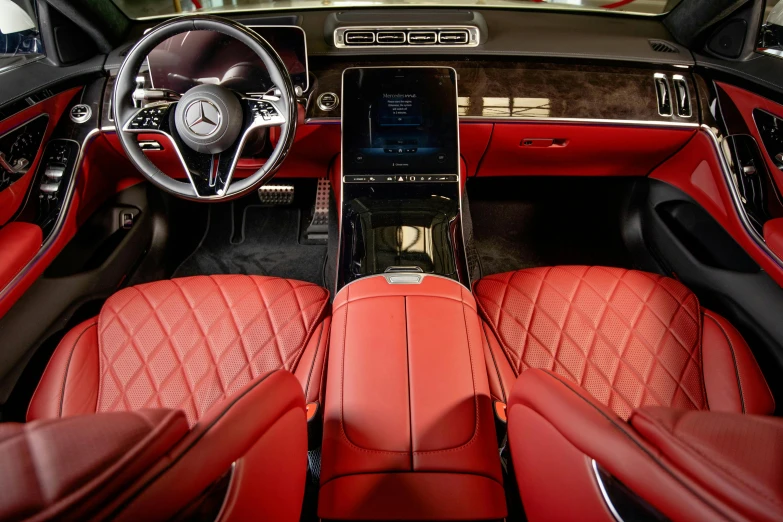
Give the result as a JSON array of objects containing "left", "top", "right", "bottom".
[
  {"left": 625, "top": 177, "right": 783, "bottom": 404},
  {"left": 650, "top": 130, "right": 783, "bottom": 287},
  {"left": 716, "top": 82, "right": 783, "bottom": 193},
  {"left": 0, "top": 87, "right": 81, "bottom": 225}
]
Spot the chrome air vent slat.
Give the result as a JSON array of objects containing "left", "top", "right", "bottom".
[
  {"left": 376, "top": 31, "right": 406, "bottom": 44},
  {"left": 333, "top": 26, "right": 480, "bottom": 48},
  {"left": 654, "top": 73, "right": 673, "bottom": 117},
  {"left": 344, "top": 31, "right": 375, "bottom": 45},
  {"left": 672, "top": 74, "right": 692, "bottom": 118},
  {"left": 438, "top": 30, "right": 469, "bottom": 44},
  {"left": 407, "top": 31, "right": 437, "bottom": 44}
]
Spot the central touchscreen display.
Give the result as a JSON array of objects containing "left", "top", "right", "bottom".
[{"left": 342, "top": 67, "right": 458, "bottom": 176}]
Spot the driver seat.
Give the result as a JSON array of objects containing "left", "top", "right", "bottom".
[
  {"left": 21, "top": 275, "right": 330, "bottom": 520},
  {"left": 28, "top": 274, "right": 330, "bottom": 424}
]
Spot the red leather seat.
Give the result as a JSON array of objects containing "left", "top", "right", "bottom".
[
  {"left": 474, "top": 266, "right": 777, "bottom": 521},
  {"left": 28, "top": 274, "right": 330, "bottom": 425},
  {"left": 22, "top": 274, "right": 330, "bottom": 521},
  {"left": 474, "top": 266, "right": 774, "bottom": 418}
]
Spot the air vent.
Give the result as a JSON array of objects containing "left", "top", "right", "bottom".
[
  {"left": 649, "top": 40, "right": 680, "bottom": 53},
  {"left": 376, "top": 31, "right": 406, "bottom": 44},
  {"left": 334, "top": 27, "right": 479, "bottom": 48},
  {"left": 344, "top": 31, "right": 375, "bottom": 45},
  {"left": 654, "top": 73, "right": 673, "bottom": 117},
  {"left": 672, "top": 75, "right": 692, "bottom": 118},
  {"left": 408, "top": 31, "right": 437, "bottom": 45},
  {"left": 439, "top": 30, "right": 469, "bottom": 45}
]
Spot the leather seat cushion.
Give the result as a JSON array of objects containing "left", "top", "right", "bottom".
[
  {"left": 475, "top": 266, "right": 774, "bottom": 419},
  {"left": 28, "top": 275, "right": 329, "bottom": 426}
]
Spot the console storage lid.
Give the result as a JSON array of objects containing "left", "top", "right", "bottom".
[{"left": 319, "top": 274, "right": 505, "bottom": 520}]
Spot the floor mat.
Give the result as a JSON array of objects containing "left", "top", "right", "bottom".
[
  {"left": 173, "top": 202, "right": 327, "bottom": 286},
  {"left": 468, "top": 177, "right": 634, "bottom": 277}
]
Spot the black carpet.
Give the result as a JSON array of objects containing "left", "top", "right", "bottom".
[
  {"left": 173, "top": 201, "right": 327, "bottom": 286},
  {"left": 467, "top": 177, "right": 634, "bottom": 277}
]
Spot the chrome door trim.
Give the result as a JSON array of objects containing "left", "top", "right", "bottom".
[{"left": 701, "top": 124, "right": 783, "bottom": 269}]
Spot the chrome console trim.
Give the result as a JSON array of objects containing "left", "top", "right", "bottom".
[
  {"left": 334, "top": 272, "right": 466, "bottom": 299},
  {"left": 307, "top": 115, "right": 699, "bottom": 128}
]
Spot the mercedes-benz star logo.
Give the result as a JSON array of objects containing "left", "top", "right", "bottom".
[{"left": 184, "top": 100, "right": 221, "bottom": 137}]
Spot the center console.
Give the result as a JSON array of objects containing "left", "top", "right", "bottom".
[
  {"left": 336, "top": 67, "right": 469, "bottom": 291},
  {"left": 318, "top": 274, "right": 506, "bottom": 521},
  {"left": 320, "top": 69, "right": 504, "bottom": 520}
]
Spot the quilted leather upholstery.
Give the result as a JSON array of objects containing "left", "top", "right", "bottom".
[
  {"left": 475, "top": 266, "right": 706, "bottom": 420},
  {"left": 94, "top": 275, "right": 328, "bottom": 425}
]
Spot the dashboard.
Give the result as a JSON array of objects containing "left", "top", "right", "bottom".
[{"left": 100, "top": 7, "right": 701, "bottom": 132}]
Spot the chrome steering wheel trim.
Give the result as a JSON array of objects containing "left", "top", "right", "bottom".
[{"left": 113, "top": 16, "right": 297, "bottom": 201}]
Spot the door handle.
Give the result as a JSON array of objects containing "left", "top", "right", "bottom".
[{"left": 519, "top": 139, "right": 568, "bottom": 148}]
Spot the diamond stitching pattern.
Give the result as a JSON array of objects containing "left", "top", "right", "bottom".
[
  {"left": 475, "top": 266, "right": 706, "bottom": 420},
  {"left": 97, "top": 275, "right": 328, "bottom": 426}
]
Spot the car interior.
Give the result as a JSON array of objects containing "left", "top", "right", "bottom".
[{"left": 1, "top": 0, "right": 783, "bottom": 520}]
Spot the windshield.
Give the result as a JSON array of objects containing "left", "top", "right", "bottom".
[{"left": 112, "top": 0, "right": 683, "bottom": 20}]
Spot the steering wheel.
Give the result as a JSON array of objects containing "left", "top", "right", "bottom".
[{"left": 113, "top": 16, "right": 297, "bottom": 201}]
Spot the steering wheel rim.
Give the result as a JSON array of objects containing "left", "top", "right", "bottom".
[{"left": 113, "top": 16, "right": 297, "bottom": 201}]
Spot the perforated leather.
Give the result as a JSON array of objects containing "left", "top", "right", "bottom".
[
  {"left": 475, "top": 266, "right": 706, "bottom": 420},
  {"left": 96, "top": 275, "right": 328, "bottom": 425}
]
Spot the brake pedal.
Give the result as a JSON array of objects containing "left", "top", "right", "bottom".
[
  {"left": 304, "top": 178, "right": 329, "bottom": 241},
  {"left": 257, "top": 184, "right": 294, "bottom": 205}
]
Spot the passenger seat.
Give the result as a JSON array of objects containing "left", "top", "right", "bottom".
[{"left": 474, "top": 266, "right": 778, "bottom": 521}]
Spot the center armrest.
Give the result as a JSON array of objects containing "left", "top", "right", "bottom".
[{"left": 318, "top": 274, "right": 506, "bottom": 521}]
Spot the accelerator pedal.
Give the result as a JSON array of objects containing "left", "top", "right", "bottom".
[
  {"left": 257, "top": 183, "right": 294, "bottom": 205},
  {"left": 304, "top": 178, "right": 330, "bottom": 242}
]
